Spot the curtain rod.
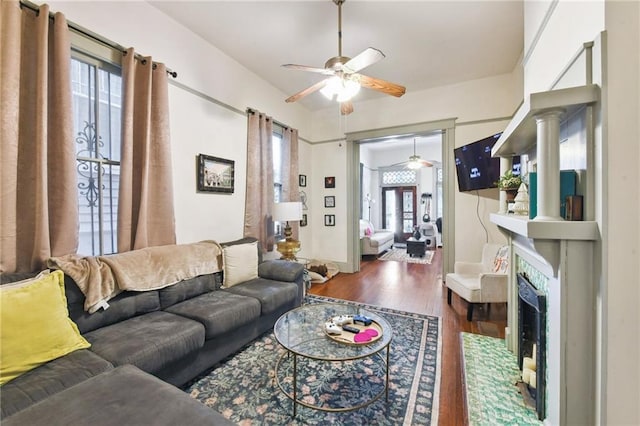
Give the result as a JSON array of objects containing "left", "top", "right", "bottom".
[
  {"left": 19, "top": 0, "right": 178, "bottom": 78},
  {"left": 246, "top": 108, "right": 291, "bottom": 131}
]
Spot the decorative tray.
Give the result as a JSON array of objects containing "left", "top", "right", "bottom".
[{"left": 323, "top": 317, "right": 384, "bottom": 345}]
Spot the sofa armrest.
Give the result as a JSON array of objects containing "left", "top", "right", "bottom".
[
  {"left": 258, "top": 260, "right": 304, "bottom": 282},
  {"left": 259, "top": 260, "right": 305, "bottom": 305},
  {"left": 453, "top": 261, "right": 486, "bottom": 275}
]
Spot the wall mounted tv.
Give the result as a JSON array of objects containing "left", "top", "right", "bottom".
[{"left": 454, "top": 132, "right": 520, "bottom": 192}]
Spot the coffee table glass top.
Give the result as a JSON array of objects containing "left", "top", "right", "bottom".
[{"left": 274, "top": 303, "right": 392, "bottom": 361}]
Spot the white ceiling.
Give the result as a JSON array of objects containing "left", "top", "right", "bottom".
[{"left": 149, "top": 0, "right": 524, "bottom": 111}]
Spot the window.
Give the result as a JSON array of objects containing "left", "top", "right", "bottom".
[
  {"left": 381, "top": 168, "right": 417, "bottom": 186},
  {"left": 272, "top": 129, "right": 284, "bottom": 238},
  {"left": 71, "top": 55, "right": 122, "bottom": 255}
]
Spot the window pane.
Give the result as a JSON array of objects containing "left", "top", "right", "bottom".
[
  {"left": 72, "top": 57, "right": 121, "bottom": 256},
  {"left": 382, "top": 169, "right": 416, "bottom": 185},
  {"left": 272, "top": 134, "right": 283, "bottom": 185},
  {"left": 273, "top": 133, "right": 284, "bottom": 238}
]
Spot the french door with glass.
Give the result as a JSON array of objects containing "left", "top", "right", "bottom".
[{"left": 382, "top": 187, "right": 417, "bottom": 243}]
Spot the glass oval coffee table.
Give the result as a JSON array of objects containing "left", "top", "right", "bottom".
[{"left": 274, "top": 303, "right": 392, "bottom": 418}]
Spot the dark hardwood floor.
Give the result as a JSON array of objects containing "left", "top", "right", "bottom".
[{"left": 308, "top": 248, "right": 507, "bottom": 426}]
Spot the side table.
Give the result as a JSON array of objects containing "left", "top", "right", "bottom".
[{"left": 406, "top": 237, "right": 428, "bottom": 257}]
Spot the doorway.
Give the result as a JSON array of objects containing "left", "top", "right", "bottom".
[
  {"left": 382, "top": 186, "right": 417, "bottom": 243},
  {"left": 344, "top": 118, "right": 456, "bottom": 277}
]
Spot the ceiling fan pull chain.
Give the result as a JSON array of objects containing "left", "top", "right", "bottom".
[{"left": 336, "top": 0, "right": 343, "bottom": 57}]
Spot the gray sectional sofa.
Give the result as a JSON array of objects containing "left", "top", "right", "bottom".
[{"left": 1, "top": 238, "right": 305, "bottom": 425}]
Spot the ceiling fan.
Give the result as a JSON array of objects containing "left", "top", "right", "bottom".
[
  {"left": 388, "top": 139, "right": 434, "bottom": 169},
  {"left": 283, "top": 0, "right": 406, "bottom": 115}
]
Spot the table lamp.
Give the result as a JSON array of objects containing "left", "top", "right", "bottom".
[{"left": 273, "top": 202, "right": 303, "bottom": 260}]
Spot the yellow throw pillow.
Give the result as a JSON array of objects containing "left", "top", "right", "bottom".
[
  {"left": 0, "top": 270, "right": 91, "bottom": 385},
  {"left": 222, "top": 242, "right": 258, "bottom": 288}
]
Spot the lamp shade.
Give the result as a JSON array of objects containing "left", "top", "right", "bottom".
[{"left": 273, "top": 202, "right": 303, "bottom": 222}]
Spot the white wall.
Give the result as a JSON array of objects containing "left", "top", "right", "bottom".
[
  {"left": 310, "top": 142, "right": 347, "bottom": 262},
  {"left": 602, "top": 1, "right": 640, "bottom": 424},
  {"left": 523, "top": 0, "right": 605, "bottom": 94}
]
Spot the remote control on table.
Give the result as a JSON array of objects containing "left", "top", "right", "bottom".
[{"left": 342, "top": 325, "right": 360, "bottom": 334}]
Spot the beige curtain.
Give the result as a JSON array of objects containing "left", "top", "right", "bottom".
[
  {"left": 244, "top": 111, "right": 274, "bottom": 252},
  {"left": 118, "top": 48, "right": 175, "bottom": 252},
  {"left": 0, "top": 2, "right": 78, "bottom": 273},
  {"left": 281, "top": 127, "right": 300, "bottom": 239}
]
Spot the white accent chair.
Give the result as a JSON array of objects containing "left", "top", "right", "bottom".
[{"left": 445, "top": 243, "right": 508, "bottom": 321}]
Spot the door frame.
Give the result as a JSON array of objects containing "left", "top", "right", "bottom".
[{"left": 344, "top": 118, "right": 457, "bottom": 279}]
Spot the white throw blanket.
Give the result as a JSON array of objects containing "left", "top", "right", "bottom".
[{"left": 48, "top": 241, "right": 223, "bottom": 313}]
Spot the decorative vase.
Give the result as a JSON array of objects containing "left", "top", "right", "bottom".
[
  {"left": 502, "top": 188, "right": 518, "bottom": 202},
  {"left": 413, "top": 227, "right": 422, "bottom": 239}
]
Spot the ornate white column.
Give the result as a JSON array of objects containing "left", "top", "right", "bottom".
[
  {"left": 499, "top": 157, "right": 511, "bottom": 214},
  {"left": 533, "top": 110, "right": 565, "bottom": 221}
]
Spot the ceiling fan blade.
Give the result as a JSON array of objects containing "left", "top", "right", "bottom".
[
  {"left": 285, "top": 79, "right": 329, "bottom": 103},
  {"left": 351, "top": 74, "right": 406, "bottom": 98},
  {"left": 419, "top": 159, "right": 434, "bottom": 167},
  {"left": 340, "top": 101, "right": 354, "bottom": 115},
  {"left": 282, "top": 64, "right": 334, "bottom": 75},
  {"left": 342, "top": 47, "right": 385, "bottom": 74}
]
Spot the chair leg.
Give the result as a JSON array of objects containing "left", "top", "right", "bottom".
[
  {"left": 467, "top": 303, "right": 474, "bottom": 321},
  {"left": 447, "top": 288, "right": 452, "bottom": 305}
]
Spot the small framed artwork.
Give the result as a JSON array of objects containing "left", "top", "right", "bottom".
[
  {"left": 324, "top": 195, "right": 335, "bottom": 208},
  {"left": 197, "top": 154, "right": 235, "bottom": 193},
  {"left": 324, "top": 214, "right": 335, "bottom": 226},
  {"left": 300, "top": 213, "right": 308, "bottom": 227},
  {"left": 324, "top": 176, "right": 335, "bottom": 188},
  {"left": 299, "top": 174, "right": 307, "bottom": 187}
]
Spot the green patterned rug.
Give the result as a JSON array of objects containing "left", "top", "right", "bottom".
[
  {"left": 185, "top": 296, "right": 442, "bottom": 425},
  {"left": 461, "top": 332, "right": 541, "bottom": 425}
]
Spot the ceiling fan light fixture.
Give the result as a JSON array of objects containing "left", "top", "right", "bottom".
[
  {"left": 320, "top": 76, "right": 360, "bottom": 102},
  {"left": 407, "top": 155, "right": 423, "bottom": 170}
]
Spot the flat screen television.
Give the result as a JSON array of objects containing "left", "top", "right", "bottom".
[{"left": 454, "top": 133, "right": 520, "bottom": 192}]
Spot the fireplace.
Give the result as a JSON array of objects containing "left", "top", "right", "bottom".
[{"left": 517, "top": 272, "right": 546, "bottom": 420}]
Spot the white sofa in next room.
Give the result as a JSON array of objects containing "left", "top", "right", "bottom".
[{"left": 360, "top": 220, "right": 394, "bottom": 256}]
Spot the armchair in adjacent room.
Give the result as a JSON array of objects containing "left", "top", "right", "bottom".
[{"left": 445, "top": 243, "right": 509, "bottom": 321}]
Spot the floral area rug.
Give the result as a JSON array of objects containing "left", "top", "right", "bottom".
[
  {"left": 185, "top": 295, "right": 442, "bottom": 425},
  {"left": 379, "top": 248, "right": 435, "bottom": 265}
]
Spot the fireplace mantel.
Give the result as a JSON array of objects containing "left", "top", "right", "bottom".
[
  {"left": 489, "top": 69, "right": 600, "bottom": 423},
  {"left": 491, "top": 213, "right": 598, "bottom": 274}
]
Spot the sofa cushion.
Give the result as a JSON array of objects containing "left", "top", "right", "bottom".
[
  {"left": 0, "top": 349, "right": 113, "bottom": 419},
  {"left": 84, "top": 311, "right": 204, "bottom": 374},
  {"left": 1, "top": 365, "right": 234, "bottom": 426},
  {"left": 66, "top": 276, "right": 161, "bottom": 334},
  {"left": 222, "top": 241, "right": 259, "bottom": 288},
  {"left": 223, "top": 277, "right": 298, "bottom": 315},
  {"left": 158, "top": 274, "right": 218, "bottom": 309},
  {"left": 1, "top": 270, "right": 91, "bottom": 385},
  {"left": 165, "top": 291, "right": 261, "bottom": 339}
]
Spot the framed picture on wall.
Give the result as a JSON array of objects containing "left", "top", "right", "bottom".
[
  {"left": 324, "top": 176, "right": 335, "bottom": 188},
  {"left": 300, "top": 214, "right": 308, "bottom": 227},
  {"left": 324, "top": 196, "right": 335, "bottom": 208},
  {"left": 299, "top": 174, "right": 307, "bottom": 187},
  {"left": 324, "top": 214, "right": 335, "bottom": 226},
  {"left": 197, "top": 154, "right": 235, "bottom": 193}
]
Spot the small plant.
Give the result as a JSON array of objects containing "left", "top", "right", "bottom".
[{"left": 497, "top": 170, "right": 522, "bottom": 190}]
